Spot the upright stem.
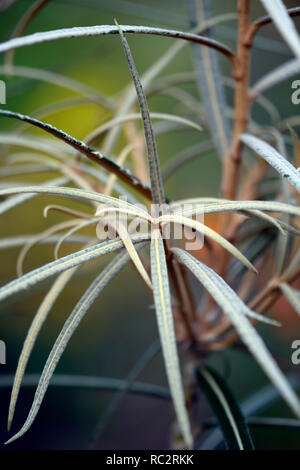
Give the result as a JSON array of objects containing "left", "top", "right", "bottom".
[
  {"left": 218, "top": 1, "right": 252, "bottom": 276},
  {"left": 222, "top": 0, "right": 251, "bottom": 202}
]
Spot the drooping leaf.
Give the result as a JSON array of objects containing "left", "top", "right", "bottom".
[
  {"left": 0, "top": 184, "right": 149, "bottom": 214},
  {"left": 0, "top": 177, "right": 68, "bottom": 216},
  {"left": 162, "top": 141, "right": 214, "bottom": 180},
  {"left": 0, "top": 66, "right": 115, "bottom": 109},
  {"left": 0, "top": 25, "right": 235, "bottom": 61},
  {"left": 159, "top": 214, "right": 257, "bottom": 273},
  {"left": 5, "top": 249, "right": 134, "bottom": 445},
  {"left": 150, "top": 229, "right": 192, "bottom": 449},
  {"left": 195, "top": 365, "right": 254, "bottom": 450},
  {"left": 8, "top": 267, "right": 77, "bottom": 430},
  {"left": 85, "top": 112, "right": 202, "bottom": 146},
  {"left": 250, "top": 59, "right": 300, "bottom": 98},
  {"left": 172, "top": 248, "right": 300, "bottom": 419},
  {"left": 173, "top": 198, "right": 300, "bottom": 219},
  {"left": 240, "top": 134, "right": 300, "bottom": 193},
  {"left": 0, "top": 235, "right": 93, "bottom": 249}
]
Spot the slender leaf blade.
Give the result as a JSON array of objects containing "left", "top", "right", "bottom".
[
  {"left": 5, "top": 249, "right": 132, "bottom": 444},
  {"left": 150, "top": 229, "right": 192, "bottom": 448},
  {"left": 241, "top": 134, "right": 300, "bottom": 193},
  {"left": 172, "top": 248, "right": 300, "bottom": 419},
  {"left": 196, "top": 365, "right": 254, "bottom": 450}
]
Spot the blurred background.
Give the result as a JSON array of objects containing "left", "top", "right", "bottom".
[{"left": 0, "top": 0, "right": 299, "bottom": 450}]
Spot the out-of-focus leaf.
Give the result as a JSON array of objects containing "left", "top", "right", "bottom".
[
  {"left": 196, "top": 365, "right": 254, "bottom": 450},
  {"left": 279, "top": 283, "right": 300, "bottom": 316},
  {"left": 188, "top": 0, "right": 232, "bottom": 159},
  {"left": 0, "top": 66, "right": 114, "bottom": 108},
  {"left": 250, "top": 59, "right": 300, "bottom": 98}
]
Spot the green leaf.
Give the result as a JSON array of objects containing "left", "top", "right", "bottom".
[
  {"left": 5, "top": 249, "right": 133, "bottom": 444},
  {"left": 196, "top": 365, "right": 254, "bottom": 450},
  {"left": 150, "top": 229, "right": 192, "bottom": 449},
  {"left": 172, "top": 248, "right": 300, "bottom": 419}
]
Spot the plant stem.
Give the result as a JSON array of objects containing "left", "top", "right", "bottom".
[{"left": 222, "top": 0, "right": 251, "bottom": 202}]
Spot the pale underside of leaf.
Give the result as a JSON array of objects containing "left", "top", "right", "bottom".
[
  {"left": 0, "top": 234, "right": 149, "bottom": 304},
  {"left": 172, "top": 248, "right": 300, "bottom": 419},
  {"left": 259, "top": 0, "right": 300, "bottom": 59},
  {"left": 5, "top": 249, "right": 133, "bottom": 445},
  {"left": 279, "top": 283, "right": 300, "bottom": 316},
  {"left": 159, "top": 214, "right": 257, "bottom": 273},
  {"left": 8, "top": 267, "right": 77, "bottom": 431},
  {"left": 150, "top": 230, "right": 192, "bottom": 448},
  {"left": 241, "top": 134, "right": 300, "bottom": 193}
]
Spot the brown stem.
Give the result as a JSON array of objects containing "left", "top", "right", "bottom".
[
  {"left": 218, "top": 1, "right": 252, "bottom": 277},
  {"left": 222, "top": 0, "right": 251, "bottom": 202}
]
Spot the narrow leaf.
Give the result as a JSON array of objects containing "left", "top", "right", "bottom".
[
  {"left": 279, "top": 283, "right": 300, "bottom": 316},
  {"left": 159, "top": 214, "right": 257, "bottom": 273},
  {"left": 241, "top": 134, "right": 300, "bottom": 193},
  {"left": 173, "top": 248, "right": 300, "bottom": 419},
  {"left": 0, "top": 235, "right": 148, "bottom": 304},
  {"left": 8, "top": 267, "right": 77, "bottom": 430},
  {"left": 6, "top": 249, "right": 133, "bottom": 444},
  {"left": 188, "top": 0, "right": 232, "bottom": 159},
  {"left": 259, "top": 0, "right": 300, "bottom": 59},
  {"left": 196, "top": 365, "right": 254, "bottom": 450},
  {"left": 0, "top": 25, "right": 235, "bottom": 61},
  {"left": 116, "top": 22, "right": 165, "bottom": 206},
  {"left": 150, "top": 230, "right": 192, "bottom": 448}
]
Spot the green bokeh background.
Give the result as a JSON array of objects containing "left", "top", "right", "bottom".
[{"left": 0, "top": 0, "right": 299, "bottom": 450}]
